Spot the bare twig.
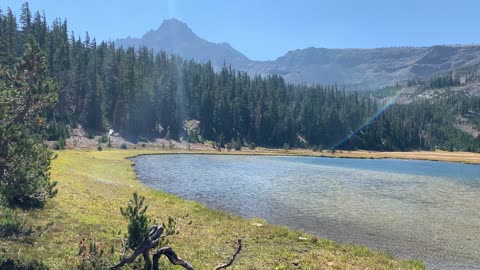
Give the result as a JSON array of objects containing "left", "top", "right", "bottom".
[
  {"left": 214, "top": 239, "right": 242, "bottom": 270},
  {"left": 119, "top": 237, "right": 127, "bottom": 260}
]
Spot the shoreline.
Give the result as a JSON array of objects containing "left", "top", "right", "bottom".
[
  {"left": 119, "top": 147, "right": 480, "bottom": 165},
  {"left": 61, "top": 132, "right": 480, "bottom": 165}
]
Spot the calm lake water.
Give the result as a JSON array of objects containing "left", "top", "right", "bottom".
[{"left": 132, "top": 154, "right": 480, "bottom": 269}]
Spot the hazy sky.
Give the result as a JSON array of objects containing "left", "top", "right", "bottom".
[{"left": 2, "top": 0, "right": 480, "bottom": 60}]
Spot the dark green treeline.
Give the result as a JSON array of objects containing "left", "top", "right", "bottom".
[{"left": 1, "top": 3, "right": 479, "bottom": 151}]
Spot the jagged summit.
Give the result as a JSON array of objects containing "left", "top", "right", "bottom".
[
  {"left": 152, "top": 18, "right": 196, "bottom": 39},
  {"left": 116, "top": 18, "right": 251, "bottom": 68}
]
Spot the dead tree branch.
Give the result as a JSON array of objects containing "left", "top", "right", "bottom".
[
  {"left": 111, "top": 225, "right": 242, "bottom": 270},
  {"left": 214, "top": 239, "right": 242, "bottom": 270},
  {"left": 153, "top": 246, "right": 194, "bottom": 270},
  {"left": 110, "top": 226, "right": 163, "bottom": 270}
]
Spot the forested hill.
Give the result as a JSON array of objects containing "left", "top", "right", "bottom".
[
  {"left": 1, "top": 3, "right": 480, "bottom": 152},
  {"left": 361, "top": 67, "right": 480, "bottom": 151}
]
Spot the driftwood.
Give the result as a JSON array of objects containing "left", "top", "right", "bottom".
[{"left": 110, "top": 225, "right": 242, "bottom": 270}]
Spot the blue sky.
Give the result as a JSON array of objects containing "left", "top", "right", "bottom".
[{"left": 2, "top": 0, "right": 480, "bottom": 60}]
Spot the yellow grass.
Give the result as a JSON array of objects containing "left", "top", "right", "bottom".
[
  {"left": 1, "top": 148, "right": 429, "bottom": 269},
  {"left": 316, "top": 150, "right": 480, "bottom": 164},
  {"left": 233, "top": 148, "right": 480, "bottom": 165}
]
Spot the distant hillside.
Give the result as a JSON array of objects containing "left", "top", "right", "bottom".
[
  {"left": 246, "top": 46, "right": 480, "bottom": 90},
  {"left": 117, "top": 19, "right": 480, "bottom": 90},
  {"left": 369, "top": 63, "right": 480, "bottom": 140}
]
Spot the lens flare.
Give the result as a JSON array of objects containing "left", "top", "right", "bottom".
[{"left": 332, "top": 89, "right": 403, "bottom": 150}]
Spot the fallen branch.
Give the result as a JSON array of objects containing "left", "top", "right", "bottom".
[
  {"left": 153, "top": 246, "right": 194, "bottom": 270},
  {"left": 110, "top": 226, "right": 242, "bottom": 270},
  {"left": 110, "top": 226, "right": 163, "bottom": 270},
  {"left": 214, "top": 239, "right": 242, "bottom": 270}
]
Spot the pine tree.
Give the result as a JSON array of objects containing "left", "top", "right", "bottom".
[{"left": 0, "top": 37, "right": 58, "bottom": 207}]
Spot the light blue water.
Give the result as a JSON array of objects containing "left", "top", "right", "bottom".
[{"left": 132, "top": 154, "right": 480, "bottom": 269}]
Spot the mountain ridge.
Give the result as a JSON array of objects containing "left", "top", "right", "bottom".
[
  {"left": 116, "top": 19, "right": 480, "bottom": 90},
  {"left": 116, "top": 18, "right": 251, "bottom": 68}
]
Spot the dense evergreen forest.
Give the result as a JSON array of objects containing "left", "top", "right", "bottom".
[
  {"left": 352, "top": 91, "right": 480, "bottom": 151},
  {"left": 1, "top": 3, "right": 480, "bottom": 151}
]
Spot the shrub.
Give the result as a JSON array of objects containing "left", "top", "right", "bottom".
[
  {"left": 249, "top": 142, "right": 256, "bottom": 150},
  {"left": 97, "top": 145, "right": 102, "bottom": 151},
  {"left": 77, "top": 238, "right": 113, "bottom": 270},
  {"left": 115, "top": 194, "right": 180, "bottom": 268},
  {"left": 141, "top": 143, "right": 146, "bottom": 148},
  {"left": 98, "top": 134, "right": 108, "bottom": 144},
  {"left": 234, "top": 137, "right": 242, "bottom": 151},
  {"left": 0, "top": 132, "right": 58, "bottom": 208},
  {"left": 312, "top": 145, "right": 319, "bottom": 152},
  {"left": 54, "top": 136, "right": 66, "bottom": 150},
  {"left": 0, "top": 208, "right": 31, "bottom": 238},
  {"left": 229, "top": 138, "right": 241, "bottom": 151},
  {"left": 120, "top": 143, "right": 127, "bottom": 150},
  {"left": 120, "top": 193, "right": 150, "bottom": 251},
  {"left": 46, "top": 120, "right": 69, "bottom": 141},
  {"left": 283, "top": 143, "right": 290, "bottom": 150},
  {"left": 184, "top": 120, "right": 201, "bottom": 143},
  {"left": 0, "top": 255, "right": 49, "bottom": 270},
  {"left": 0, "top": 209, "right": 22, "bottom": 237}
]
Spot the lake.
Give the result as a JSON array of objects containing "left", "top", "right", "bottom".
[{"left": 131, "top": 154, "right": 480, "bottom": 269}]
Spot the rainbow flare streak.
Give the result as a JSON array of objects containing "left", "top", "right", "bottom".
[{"left": 332, "top": 89, "right": 404, "bottom": 150}]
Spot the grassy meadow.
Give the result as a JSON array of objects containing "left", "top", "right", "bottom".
[{"left": 1, "top": 149, "right": 428, "bottom": 269}]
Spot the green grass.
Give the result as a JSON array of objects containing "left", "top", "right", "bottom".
[{"left": 1, "top": 149, "right": 426, "bottom": 269}]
